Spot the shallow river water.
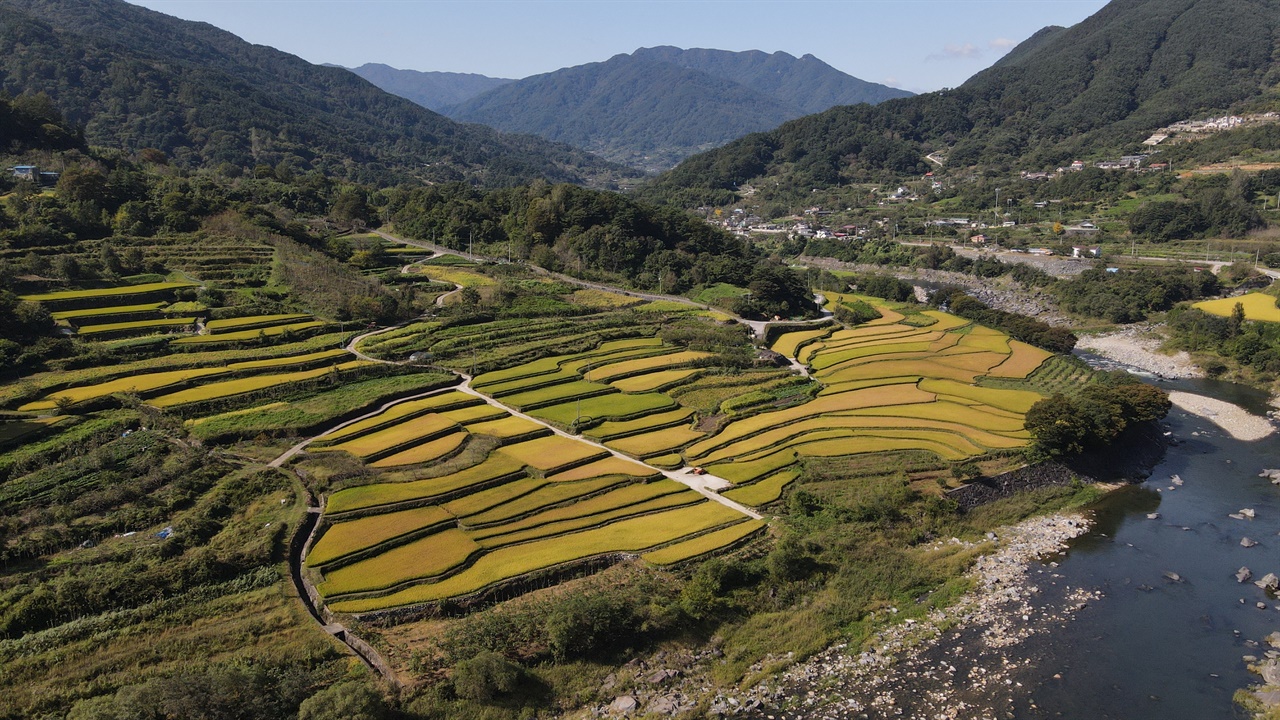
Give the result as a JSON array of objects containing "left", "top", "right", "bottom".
[{"left": 1012, "top": 379, "right": 1279, "bottom": 720}]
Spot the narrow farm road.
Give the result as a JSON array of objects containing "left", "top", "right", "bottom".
[{"left": 452, "top": 373, "right": 764, "bottom": 521}]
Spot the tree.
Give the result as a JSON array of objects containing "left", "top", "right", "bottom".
[
  {"left": 297, "top": 681, "right": 389, "bottom": 720},
  {"left": 451, "top": 652, "right": 524, "bottom": 702},
  {"left": 1229, "top": 301, "right": 1246, "bottom": 337}
]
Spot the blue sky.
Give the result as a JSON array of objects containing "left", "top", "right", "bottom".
[{"left": 128, "top": 0, "right": 1109, "bottom": 93}]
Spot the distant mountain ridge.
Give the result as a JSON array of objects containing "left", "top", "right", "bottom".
[
  {"left": 649, "top": 0, "right": 1280, "bottom": 196},
  {"left": 0, "top": 0, "right": 633, "bottom": 187},
  {"left": 411, "top": 47, "right": 911, "bottom": 172},
  {"left": 342, "top": 63, "right": 513, "bottom": 112}
]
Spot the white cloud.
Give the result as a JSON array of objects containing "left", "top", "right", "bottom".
[
  {"left": 926, "top": 43, "right": 983, "bottom": 62},
  {"left": 989, "top": 38, "right": 1018, "bottom": 51}
]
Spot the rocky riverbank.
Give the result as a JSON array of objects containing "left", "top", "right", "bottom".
[
  {"left": 586, "top": 514, "right": 1097, "bottom": 719},
  {"left": 1075, "top": 325, "right": 1203, "bottom": 379}
]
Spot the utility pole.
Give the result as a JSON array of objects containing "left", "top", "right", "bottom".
[{"left": 468, "top": 230, "right": 473, "bottom": 261}]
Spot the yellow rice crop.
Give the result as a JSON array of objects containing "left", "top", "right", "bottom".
[
  {"left": 327, "top": 501, "right": 745, "bottom": 610},
  {"left": 227, "top": 348, "right": 350, "bottom": 370},
  {"left": 171, "top": 320, "right": 328, "bottom": 344},
  {"left": 462, "top": 476, "right": 642, "bottom": 528},
  {"left": 818, "top": 360, "right": 982, "bottom": 385},
  {"left": 319, "top": 528, "right": 480, "bottom": 596},
  {"left": 306, "top": 506, "right": 452, "bottom": 567},
  {"left": 588, "top": 350, "right": 713, "bottom": 382},
  {"left": 50, "top": 301, "right": 168, "bottom": 321},
  {"left": 77, "top": 317, "right": 197, "bottom": 336},
  {"left": 810, "top": 341, "right": 936, "bottom": 372},
  {"left": 318, "top": 392, "right": 476, "bottom": 443},
  {"left": 572, "top": 288, "right": 645, "bottom": 308},
  {"left": 19, "top": 281, "right": 196, "bottom": 303},
  {"left": 325, "top": 455, "right": 526, "bottom": 514},
  {"left": 931, "top": 351, "right": 1009, "bottom": 373},
  {"left": 642, "top": 519, "right": 765, "bottom": 565},
  {"left": 466, "top": 416, "right": 548, "bottom": 439},
  {"left": 606, "top": 425, "right": 705, "bottom": 457},
  {"left": 721, "top": 471, "right": 798, "bottom": 507},
  {"left": 147, "top": 361, "right": 371, "bottom": 408},
  {"left": 477, "top": 491, "right": 703, "bottom": 549},
  {"left": 698, "top": 414, "right": 1023, "bottom": 465},
  {"left": 19, "top": 367, "right": 231, "bottom": 411},
  {"left": 584, "top": 408, "right": 695, "bottom": 441},
  {"left": 837, "top": 401, "right": 1028, "bottom": 433},
  {"left": 919, "top": 379, "right": 1042, "bottom": 413},
  {"left": 439, "top": 404, "right": 509, "bottom": 424},
  {"left": 815, "top": 376, "right": 923, "bottom": 397},
  {"left": 370, "top": 432, "right": 469, "bottom": 468},
  {"left": 319, "top": 414, "right": 460, "bottom": 458},
  {"left": 1194, "top": 292, "right": 1280, "bottom": 322},
  {"left": 442, "top": 477, "right": 553, "bottom": 518},
  {"left": 529, "top": 392, "right": 675, "bottom": 426},
  {"left": 421, "top": 267, "right": 497, "bottom": 287},
  {"left": 920, "top": 311, "right": 971, "bottom": 331},
  {"left": 497, "top": 435, "right": 609, "bottom": 471},
  {"left": 985, "top": 341, "right": 1053, "bottom": 379},
  {"left": 685, "top": 383, "right": 935, "bottom": 459},
  {"left": 610, "top": 368, "right": 700, "bottom": 393},
  {"left": 956, "top": 332, "right": 1011, "bottom": 353},
  {"left": 543, "top": 456, "right": 657, "bottom": 482},
  {"left": 792, "top": 434, "right": 970, "bottom": 461},
  {"left": 771, "top": 328, "right": 833, "bottom": 358},
  {"left": 206, "top": 313, "right": 311, "bottom": 332}
]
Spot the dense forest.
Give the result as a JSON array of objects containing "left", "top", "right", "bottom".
[
  {"left": 384, "top": 181, "right": 816, "bottom": 318},
  {"left": 0, "top": 0, "right": 632, "bottom": 187},
  {"left": 645, "top": 0, "right": 1280, "bottom": 199}
]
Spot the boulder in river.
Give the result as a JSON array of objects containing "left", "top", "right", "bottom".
[
  {"left": 1164, "top": 571, "right": 1184, "bottom": 583},
  {"left": 1147, "top": 512, "right": 1161, "bottom": 520},
  {"left": 1242, "top": 537, "right": 1259, "bottom": 548},
  {"left": 1254, "top": 573, "right": 1279, "bottom": 592},
  {"left": 1238, "top": 567, "right": 1254, "bottom": 583},
  {"left": 1240, "top": 508, "right": 1257, "bottom": 519}
]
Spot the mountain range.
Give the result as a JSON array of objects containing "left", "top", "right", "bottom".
[
  {"left": 0, "top": 0, "right": 633, "bottom": 187},
  {"left": 339, "top": 63, "right": 514, "bottom": 112},
  {"left": 651, "top": 0, "right": 1280, "bottom": 196},
  {"left": 351, "top": 47, "right": 911, "bottom": 172}
]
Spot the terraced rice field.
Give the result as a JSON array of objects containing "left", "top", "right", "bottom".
[
  {"left": 325, "top": 501, "right": 748, "bottom": 612},
  {"left": 587, "top": 350, "right": 713, "bottom": 382},
  {"left": 171, "top": 320, "right": 328, "bottom": 345},
  {"left": 19, "top": 367, "right": 232, "bottom": 411},
  {"left": 146, "top": 361, "right": 372, "bottom": 408},
  {"left": 496, "top": 435, "right": 609, "bottom": 472},
  {"left": 76, "top": 317, "right": 197, "bottom": 337},
  {"left": 18, "top": 281, "right": 197, "bottom": 305},
  {"left": 690, "top": 302, "right": 1056, "bottom": 484},
  {"left": 641, "top": 519, "right": 767, "bottom": 565},
  {"left": 529, "top": 392, "right": 676, "bottom": 426},
  {"left": 205, "top": 313, "right": 312, "bottom": 333},
  {"left": 1193, "top": 292, "right": 1280, "bottom": 322}
]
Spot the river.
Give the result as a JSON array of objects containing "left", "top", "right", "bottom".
[{"left": 1011, "top": 375, "right": 1278, "bottom": 719}]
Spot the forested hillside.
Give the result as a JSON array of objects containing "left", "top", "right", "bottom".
[
  {"left": 649, "top": 0, "right": 1280, "bottom": 198},
  {"left": 447, "top": 48, "right": 908, "bottom": 172},
  {"left": 0, "top": 0, "right": 633, "bottom": 187},
  {"left": 343, "top": 63, "right": 513, "bottom": 112}
]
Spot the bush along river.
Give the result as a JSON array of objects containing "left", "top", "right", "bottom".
[{"left": 703, "top": 371, "right": 1279, "bottom": 720}]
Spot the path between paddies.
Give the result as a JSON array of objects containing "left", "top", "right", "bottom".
[{"left": 269, "top": 345, "right": 763, "bottom": 519}]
